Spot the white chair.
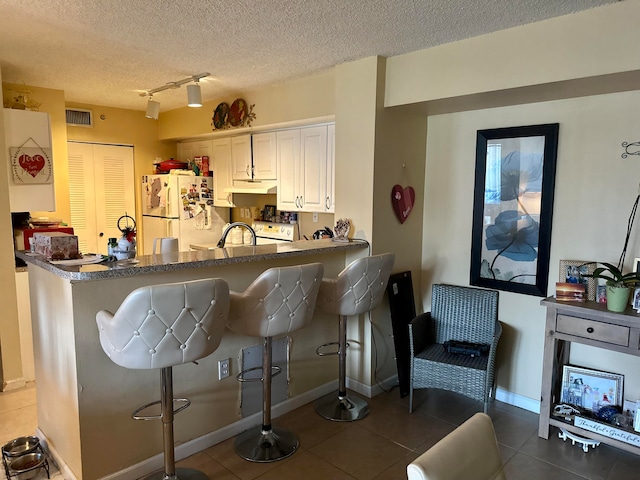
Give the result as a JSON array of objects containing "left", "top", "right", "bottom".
[
  {"left": 96, "top": 278, "right": 229, "bottom": 480},
  {"left": 314, "top": 253, "right": 395, "bottom": 421},
  {"left": 225, "top": 263, "right": 324, "bottom": 462},
  {"left": 406, "top": 412, "right": 506, "bottom": 480}
]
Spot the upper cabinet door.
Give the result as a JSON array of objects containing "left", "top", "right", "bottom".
[
  {"left": 211, "top": 137, "right": 234, "bottom": 207},
  {"left": 231, "top": 135, "right": 252, "bottom": 180},
  {"left": 251, "top": 132, "right": 277, "bottom": 180},
  {"left": 326, "top": 124, "right": 335, "bottom": 213},
  {"left": 300, "top": 126, "right": 327, "bottom": 213},
  {"left": 276, "top": 129, "right": 301, "bottom": 211}
]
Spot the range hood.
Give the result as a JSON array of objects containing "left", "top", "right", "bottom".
[{"left": 223, "top": 180, "right": 277, "bottom": 195}]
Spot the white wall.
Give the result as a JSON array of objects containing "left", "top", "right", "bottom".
[{"left": 424, "top": 90, "right": 640, "bottom": 404}]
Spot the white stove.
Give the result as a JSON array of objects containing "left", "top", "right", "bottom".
[{"left": 252, "top": 221, "right": 296, "bottom": 244}]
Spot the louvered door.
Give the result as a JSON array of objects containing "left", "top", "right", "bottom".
[{"left": 68, "top": 142, "right": 134, "bottom": 254}]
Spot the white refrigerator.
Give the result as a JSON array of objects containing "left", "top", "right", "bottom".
[{"left": 141, "top": 174, "right": 228, "bottom": 253}]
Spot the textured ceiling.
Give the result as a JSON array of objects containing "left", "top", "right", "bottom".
[{"left": 0, "top": 0, "right": 617, "bottom": 113}]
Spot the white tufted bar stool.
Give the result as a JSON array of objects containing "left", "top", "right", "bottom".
[
  {"left": 96, "top": 278, "right": 230, "bottom": 480},
  {"left": 314, "top": 253, "right": 395, "bottom": 421},
  {"left": 225, "top": 262, "right": 324, "bottom": 462}
]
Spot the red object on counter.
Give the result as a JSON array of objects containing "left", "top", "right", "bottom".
[
  {"left": 15, "top": 227, "right": 74, "bottom": 250},
  {"left": 157, "top": 159, "right": 188, "bottom": 172},
  {"left": 201, "top": 156, "right": 209, "bottom": 176}
]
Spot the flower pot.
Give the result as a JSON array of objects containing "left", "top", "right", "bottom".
[{"left": 605, "top": 284, "right": 631, "bottom": 312}]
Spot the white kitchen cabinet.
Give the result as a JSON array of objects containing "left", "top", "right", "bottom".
[
  {"left": 276, "top": 129, "right": 301, "bottom": 211},
  {"left": 177, "top": 139, "right": 211, "bottom": 168},
  {"left": 178, "top": 139, "right": 234, "bottom": 207},
  {"left": 251, "top": 132, "right": 277, "bottom": 179},
  {"left": 67, "top": 142, "right": 135, "bottom": 254},
  {"left": 231, "top": 134, "right": 253, "bottom": 180},
  {"left": 231, "top": 133, "right": 277, "bottom": 181},
  {"left": 276, "top": 125, "right": 333, "bottom": 213},
  {"left": 210, "top": 137, "right": 235, "bottom": 207},
  {"left": 326, "top": 123, "right": 335, "bottom": 213},
  {"left": 4, "top": 108, "right": 55, "bottom": 212}
]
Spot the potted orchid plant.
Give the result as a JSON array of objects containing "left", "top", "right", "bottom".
[{"left": 587, "top": 262, "right": 640, "bottom": 312}]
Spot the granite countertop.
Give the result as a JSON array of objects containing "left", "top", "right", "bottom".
[{"left": 15, "top": 239, "right": 369, "bottom": 282}]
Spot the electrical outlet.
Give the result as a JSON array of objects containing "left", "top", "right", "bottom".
[
  {"left": 218, "top": 358, "right": 230, "bottom": 380},
  {"left": 313, "top": 212, "right": 319, "bottom": 223}
]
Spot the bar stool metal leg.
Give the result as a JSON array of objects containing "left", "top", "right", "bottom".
[
  {"left": 314, "top": 315, "right": 370, "bottom": 422},
  {"left": 234, "top": 337, "right": 299, "bottom": 462},
  {"left": 145, "top": 367, "right": 208, "bottom": 480}
]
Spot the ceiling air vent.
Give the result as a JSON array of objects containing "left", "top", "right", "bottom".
[{"left": 65, "top": 108, "right": 93, "bottom": 127}]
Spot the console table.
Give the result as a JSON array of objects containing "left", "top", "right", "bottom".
[{"left": 539, "top": 297, "right": 640, "bottom": 455}]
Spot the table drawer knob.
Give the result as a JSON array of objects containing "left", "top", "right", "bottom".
[{"left": 587, "top": 327, "right": 594, "bottom": 333}]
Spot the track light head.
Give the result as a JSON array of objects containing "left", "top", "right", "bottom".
[
  {"left": 187, "top": 83, "right": 202, "bottom": 107},
  {"left": 145, "top": 97, "right": 160, "bottom": 120}
]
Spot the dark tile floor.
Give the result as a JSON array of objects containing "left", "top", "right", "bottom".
[{"left": 3, "top": 383, "right": 640, "bottom": 479}]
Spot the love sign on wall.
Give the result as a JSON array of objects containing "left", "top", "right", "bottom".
[
  {"left": 10, "top": 146, "right": 53, "bottom": 184},
  {"left": 391, "top": 184, "right": 415, "bottom": 224}
]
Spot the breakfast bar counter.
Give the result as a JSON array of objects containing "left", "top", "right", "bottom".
[{"left": 18, "top": 239, "right": 368, "bottom": 480}]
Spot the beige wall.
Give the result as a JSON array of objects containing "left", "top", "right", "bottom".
[
  {"left": 385, "top": 1, "right": 640, "bottom": 108},
  {"left": 65, "top": 102, "right": 177, "bottom": 243},
  {"left": 159, "top": 70, "right": 335, "bottom": 140},
  {"left": 1, "top": 83, "right": 68, "bottom": 389},
  {"left": 0, "top": 70, "right": 24, "bottom": 389},
  {"left": 425, "top": 91, "right": 640, "bottom": 403},
  {"left": 383, "top": 0, "right": 640, "bottom": 407}
]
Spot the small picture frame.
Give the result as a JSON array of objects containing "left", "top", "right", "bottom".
[
  {"left": 560, "top": 365, "right": 624, "bottom": 412},
  {"left": 634, "top": 258, "right": 640, "bottom": 273},
  {"left": 263, "top": 204, "right": 276, "bottom": 221},
  {"left": 559, "top": 260, "right": 596, "bottom": 301},
  {"left": 596, "top": 285, "right": 607, "bottom": 304},
  {"left": 633, "top": 287, "right": 640, "bottom": 312}
]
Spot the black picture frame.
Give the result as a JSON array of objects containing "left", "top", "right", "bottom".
[{"left": 470, "top": 123, "right": 559, "bottom": 297}]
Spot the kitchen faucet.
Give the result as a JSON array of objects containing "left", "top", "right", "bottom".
[{"left": 217, "top": 222, "right": 257, "bottom": 248}]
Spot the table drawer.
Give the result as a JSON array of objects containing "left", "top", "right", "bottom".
[{"left": 557, "top": 314, "right": 629, "bottom": 347}]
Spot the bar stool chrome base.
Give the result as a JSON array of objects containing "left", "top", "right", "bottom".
[
  {"left": 234, "top": 426, "right": 299, "bottom": 463},
  {"left": 145, "top": 467, "right": 209, "bottom": 480},
  {"left": 314, "top": 390, "right": 370, "bottom": 422}
]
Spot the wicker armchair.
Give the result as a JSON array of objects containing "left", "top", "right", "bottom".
[{"left": 409, "top": 284, "right": 502, "bottom": 413}]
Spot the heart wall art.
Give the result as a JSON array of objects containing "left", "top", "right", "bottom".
[
  {"left": 10, "top": 146, "right": 53, "bottom": 184},
  {"left": 391, "top": 184, "right": 415, "bottom": 224}
]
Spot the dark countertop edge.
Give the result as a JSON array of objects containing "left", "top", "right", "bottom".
[{"left": 15, "top": 239, "right": 369, "bottom": 282}]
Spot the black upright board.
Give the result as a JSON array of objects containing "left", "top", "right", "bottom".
[{"left": 386, "top": 271, "right": 416, "bottom": 397}]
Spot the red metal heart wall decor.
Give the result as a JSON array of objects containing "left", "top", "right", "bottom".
[
  {"left": 391, "top": 184, "right": 415, "bottom": 224},
  {"left": 19, "top": 154, "right": 46, "bottom": 178}
]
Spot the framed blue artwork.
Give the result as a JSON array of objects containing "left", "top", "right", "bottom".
[{"left": 470, "top": 123, "right": 559, "bottom": 297}]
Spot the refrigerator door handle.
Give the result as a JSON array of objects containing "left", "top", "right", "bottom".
[{"left": 165, "top": 184, "right": 171, "bottom": 215}]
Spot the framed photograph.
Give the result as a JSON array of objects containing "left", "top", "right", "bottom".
[
  {"left": 470, "top": 124, "right": 559, "bottom": 296},
  {"left": 559, "top": 260, "right": 596, "bottom": 301},
  {"left": 634, "top": 257, "right": 640, "bottom": 273},
  {"left": 596, "top": 285, "right": 607, "bottom": 304},
  {"left": 560, "top": 365, "right": 623, "bottom": 412},
  {"left": 263, "top": 204, "right": 276, "bottom": 221},
  {"left": 633, "top": 287, "right": 640, "bottom": 311}
]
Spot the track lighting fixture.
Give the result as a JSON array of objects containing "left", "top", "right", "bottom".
[
  {"left": 145, "top": 96, "right": 160, "bottom": 120},
  {"left": 187, "top": 82, "right": 202, "bottom": 107},
  {"left": 140, "top": 73, "right": 209, "bottom": 117}
]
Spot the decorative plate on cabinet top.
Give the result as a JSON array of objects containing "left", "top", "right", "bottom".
[
  {"left": 228, "top": 98, "right": 247, "bottom": 127},
  {"left": 212, "top": 102, "right": 229, "bottom": 129}
]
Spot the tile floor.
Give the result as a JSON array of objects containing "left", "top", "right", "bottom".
[{"left": 2, "top": 382, "right": 640, "bottom": 479}]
